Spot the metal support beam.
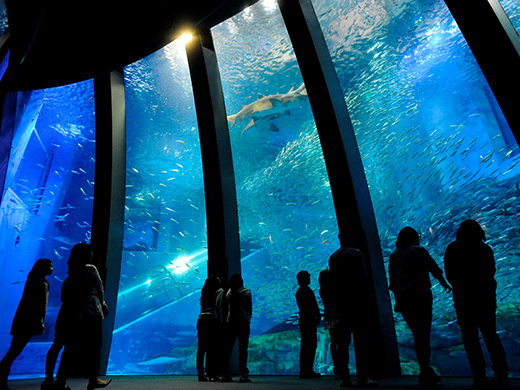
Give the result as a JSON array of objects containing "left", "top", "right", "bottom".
[
  {"left": 185, "top": 32, "right": 241, "bottom": 286},
  {"left": 444, "top": 0, "right": 520, "bottom": 139},
  {"left": 277, "top": 0, "right": 401, "bottom": 377},
  {"left": 92, "top": 70, "right": 127, "bottom": 374}
]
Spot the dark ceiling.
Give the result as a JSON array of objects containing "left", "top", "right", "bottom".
[{"left": 4, "top": 0, "right": 259, "bottom": 91}]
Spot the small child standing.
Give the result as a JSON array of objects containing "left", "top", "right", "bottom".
[{"left": 296, "top": 270, "right": 322, "bottom": 379}]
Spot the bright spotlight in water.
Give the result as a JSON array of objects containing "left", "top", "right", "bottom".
[{"left": 180, "top": 33, "right": 193, "bottom": 44}]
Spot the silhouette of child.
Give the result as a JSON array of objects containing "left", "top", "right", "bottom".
[
  {"left": 296, "top": 270, "right": 321, "bottom": 379},
  {"left": 0, "top": 259, "right": 53, "bottom": 390}
]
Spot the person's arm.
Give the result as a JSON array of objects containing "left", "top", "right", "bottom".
[{"left": 424, "top": 248, "right": 452, "bottom": 293}]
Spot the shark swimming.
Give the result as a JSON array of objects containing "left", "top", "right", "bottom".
[{"left": 227, "top": 83, "right": 307, "bottom": 135}]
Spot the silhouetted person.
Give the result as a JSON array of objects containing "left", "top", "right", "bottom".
[
  {"left": 329, "top": 230, "right": 378, "bottom": 387},
  {"left": 0, "top": 259, "right": 53, "bottom": 390},
  {"left": 319, "top": 270, "right": 340, "bottom": 379},
  {"left": 221, "top": 274, "right": 252, "bottom": 383},
  {"left": 296, "top": 270, "right": 321, "bottom": 379},
  {"left": 54, "top": 243, "right": 111, "bottom": 390},
  {"left": 41, "top": 252, "right": 109, "bottom": 390},
  {"left": 389, "top": 226, "right": 451, "bottom": 389},
  {"left": 444, "top": 220, "right": 509, "bottom": 390},
  {"left": 196, "top": 275, "right": 223, "bottom": 382}
]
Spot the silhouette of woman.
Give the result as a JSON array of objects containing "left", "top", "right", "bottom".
[
  {"left": 389, "top": 227, "right": 451, "bottom": 389},
  {"left": 196, "top": 275, "right": 223, "bottom": 381},
  {"left": 444, "top": 220, "right": 509, "bottom": 390},
  {"left": 0, "top": 259, "right": 53, "bottom": 390},
  {"left": 53, "top": 243, "right": 111, "bottom": 390}
]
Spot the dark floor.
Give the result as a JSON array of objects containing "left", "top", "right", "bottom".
[{"left": 7, "top": 376, "right": 520, "bottom": 390}]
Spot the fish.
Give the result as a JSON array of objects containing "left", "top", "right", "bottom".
[{"left": 227, "top": 83, "right": 307, "bottom": 134}]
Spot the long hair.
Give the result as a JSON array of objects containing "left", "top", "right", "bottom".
[
  {"left": 200, "top": 275, "right": 220, "bottom": 307},
  {"left": 68, "top": 242, "right": 92, "bottom": 272},
  {"left": 396, "top": 226, "right": 420, "bottom": 249},
  {"left": 456, "top": 219, "right": 485, "bottom": 242},
  {"left": 28, "top": 259, "right": 52, "bottom": 279}
]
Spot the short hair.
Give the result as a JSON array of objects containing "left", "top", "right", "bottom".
[
  {"left": 297, "top": 270, "right": 310, "bottom": 284},
  {"left": 456, "top": 219, "right": 485, "bottom": 241},
  {"left": 396, "top": 227, "right": 420, "bottom": 249}
]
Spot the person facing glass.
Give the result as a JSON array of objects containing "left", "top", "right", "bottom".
[
  {"left": 389, "top": 227, "right": 451, "bottom": 389},
  {"left": 0, "top": 259, "right": 53, "bottom": 390},
  {"left": 444, "top": 220, "right": 509, "bottom": 390}
]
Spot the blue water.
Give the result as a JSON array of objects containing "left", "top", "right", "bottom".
[
  {"left": 2, "top": 0, "right": 520, "bottom": 380},
  {"left": 0, "top": 80, "right": 96, "bottom": 377}
]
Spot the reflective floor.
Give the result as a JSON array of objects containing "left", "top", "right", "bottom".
[{"left": 7, "top": 376, "right": 520, "bottom": 390}]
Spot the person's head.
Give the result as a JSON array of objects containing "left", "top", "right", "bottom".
[
  {"left": 229, "top": 273, "right": 244, "bottom": 292},
  {"left": 318, "top": 269, "right": 330, "bottom": 287},
  {"left": 396, "top": 227, "right": 420, "bottom": 249},
  {"left": 68, "top": 242, "right": 93, "bottom": 271},
  {"left": 201, "top": 274, "right": 221, "bottom": 305},
  {"left": 297, "top": 270, "right": 311, "bottom": 286},
  {"left": 203, "top": 274, "right": 221, "bottom": 293},
  {"left": 28, "top": 258, "right": 53, "bottom": 279},
  {"left": 456, "top": 219, "right": 485, "bottom": 242}
]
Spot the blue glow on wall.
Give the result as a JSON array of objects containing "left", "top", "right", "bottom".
[
  {"left": 107, "top": 39, "right": 206, "bottom": 375},
  {"left": 312, "top": 0, "right": 520, "bottom": 377},
  {"left": 0, "top": 80, "right": 96, "bottom": 378},
  {"left": 212, "top": 0, "right": 340, "bottom": 375}
]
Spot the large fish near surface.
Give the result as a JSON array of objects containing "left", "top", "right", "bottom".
[{"left": 227, "top": 83, "right": 307, "bottom": 135}]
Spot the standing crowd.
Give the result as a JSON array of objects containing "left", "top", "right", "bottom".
[{"left": 0, "top": 219, "right": 511, "bottom": 390}]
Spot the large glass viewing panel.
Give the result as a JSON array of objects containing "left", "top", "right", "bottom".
[
  {"left": 0, "top": 80, "right": 96, "bottom": 378},
  {"left": 312, "top": 0, "right": 520, "bottom": 377},
  {"left": 212, "top": 0, "right": 339, "bottom": 375},
  {"left": 107, "top": 39, "right": 206, "bottom": 375},
  {"left": 499, "top": 0, "right": 520, "bottom": 34}
]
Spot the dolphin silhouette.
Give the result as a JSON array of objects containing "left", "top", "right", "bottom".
[{"left": 227, "top": 83, "right": 307, "bottom": 135}]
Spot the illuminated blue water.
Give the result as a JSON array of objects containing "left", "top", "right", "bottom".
[
  {"left": 2, "top": 0, "right": 519, "bottom": 379},
  {"left": 0, "top": 81, "right": 96, "bottom": 377}
]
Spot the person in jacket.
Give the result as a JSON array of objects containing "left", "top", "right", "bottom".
[
  {"left": 0, "top": 259, "right": 53, "bottom": 390},
  {"left": 196, "top": 275, "right": 223, "bottom": 382},
  {"left": 329, "top": 230, "right": 378, "bottom": 388},
  {"left": 296, "top": 270, "right": 322, "bottom": 379},
  {"left": 221, "top": 273, "right": 252, "bottom": 383},
  {"left": 319, "top": 269, "right": 341, "bottom": 379},
  {"left": 389, "top": 227, "right": 451, "bottom": 389},
  {"left": 444, "top": 220, "right": 509, "bottom": 390},
  {"left": 53, "top": 243, "right": 111, "bottom": 390}
]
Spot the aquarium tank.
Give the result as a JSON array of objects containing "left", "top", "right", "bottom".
[
  {"left": 311, "top": 0, "right": 520, "bottom": 377},
  {"left": 0, "top": 80, "right": 96, "bottom": 378},
  {"left": 106, "top": 39, "right": 207, "bottom": 375},
  {"left": 499, "top": 0, "right": 520, "bottom": 35},
  {"left": 1, "top": 0, "right": 520, "bottom": 380}
]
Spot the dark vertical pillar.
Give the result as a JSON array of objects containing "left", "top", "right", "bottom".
[
  {"left": 185, "top": 31, "right": 241, "bottom": 287},
  {"left": 277, "top": 0, "right": 401, "bottom": 376},
  {"left": 92, "top": 70, "right": 126, "bottom": 374},
  {"left": 0, "top": 30, "right": 14, "bottom": 200},
  {"left": 443, "top": 0, "right": 520, "bottom": 139}
]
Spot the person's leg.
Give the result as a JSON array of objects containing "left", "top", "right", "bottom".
[
  {"left": 0, "top": 334, "right": 32, "bottom": 388},
  {"left": 238, "top": 323, "right": 251, "bottom": 381},
  {"left": 86, "top": 318, "right": 111, "bottom": 390},
  {"left": 42, "top": 336, "right": 65, "bottom": 388},
  {"left": 299, "top": 322, "right": 317, "bottom": 377},
  {"left": 221, "top": 323, "right": 238, "bottom": 382},
  {"left": 337, "top": 326, "right": 353, "bottom": 387},
  {"left": 457, "top": 307, "right": 487, "bottom": 387},
  {"left": 196, "top": 320, "right": 208, "bottom": 380},
  {"left": 478, "top": 307, "right": 509, "bottom": 388}
]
